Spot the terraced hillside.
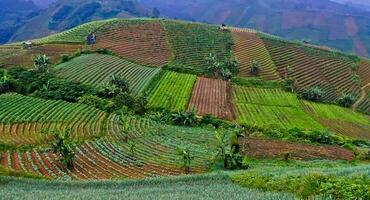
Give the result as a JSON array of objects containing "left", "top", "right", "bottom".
[
  {"left": 55, "top": 54, "right": 160, "bottom": 96},
  {"left": 147, "top": 71, "right": 196, "bottom": 111},
  {"left": 262, "top": 36, "right": 360, "bottom": 102},
  {"left": 0, "top": 44, "right": 82, "bottom": 68},
  {"left": 95, "top": 21, "right": 170, "bottom": 66},
  {"left": 0, "top": 18, "right": 369, "bottom": 198},
  {"left": 0, "top": 94, "right": 106, "bottom": 146},
  {"left": 231, "top": 30, "right": 280, "bottom": 80},
  {"left": 232, "top": 86, "right": 323, "bottom": 130},
  {"left": 162, "top": 21, "right": 234, "bottom": 74},
  {"left": 188, "top": 77, "right": 234, "bottom": 120}
]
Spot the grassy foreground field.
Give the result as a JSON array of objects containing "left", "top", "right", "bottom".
[{"left": 0, "top": 174, "right": 295, "bottom": 200}]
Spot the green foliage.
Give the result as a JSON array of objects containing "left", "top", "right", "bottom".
[
  {"left": 33, "top": 55, "right": 50, "bottom": 73},
  {"left": 231, "top": 77, "right": 282, "bottom": 89},
  {"left": 146, "top": 71, "right": 196, "bottom": 111},
  {"left": 232, "top": 172, "right": 370, "bottom": 200},
  {"left": 162, "top": 21, "right": 234, "bottom": 75},
  {"left": 51, "top": 129, "right": 77, "bottom": 170},
  {"left": 176, "top": 147, "right": 194, "bottom": 174},
  {"left": 249, "top": 61, "right": 261, "bottom": 76},
  {"left": 171, "top": 109, "right": 198, "bottom": 126},
  {"left": 78, "top": 95, "right": 115, "bottom": 113},
  {"left": 337, "top": 93, "right": 356, "bottom": 108},
  {"left": 298, "top": 87, "right": 324, "bottom": 102},
  {"left": 205, "top": 53, "right": 238, "bottom": 80}
]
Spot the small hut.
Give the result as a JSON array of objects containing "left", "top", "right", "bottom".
[
  {"left": 22, "top": 41, "right": 33, "bottom": 49},
  {"left": 219, "top": 24, "right": 228, "bottom": 31},
  {"left": 85, "top": 33, "right": 96, "bottom": 45}
]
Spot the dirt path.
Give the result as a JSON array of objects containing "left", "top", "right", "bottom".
[{"left": 352, "top": 82, "right": 370, "bottom": 111}]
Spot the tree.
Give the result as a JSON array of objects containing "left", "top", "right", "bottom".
[
  {"left": 152, "top": 8, "right": 160, "bottom": 18},
  {"left": 337, "top": 93, "right": 356, "bottom": 107},
  {"left": 214, "top": 130, "right": 229, "bottom": 168},
  {"left": 109, "top": 74, "right": 130, "bottom": 94},
  {"left": 51, "top": 129, "right": 77, "bottom": 170},
  {"left": 177, "top": 147, "right": 194, "bottom": 174},
  {"left": 34, "top": 55, "right": 50, "bottom": 73},
  {"left": 249, "top": 61, "right": 260, "bottom": 76},
  {"left": 0, "top": 70, "right": 13, "bottom": 94},
  {"left": 171, "top": 109, "right": 198, "bottom": 126},
  {"left": 299, "top": 87, "right": 324, "bottom": 102}
]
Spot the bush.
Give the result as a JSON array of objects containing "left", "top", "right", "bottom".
[
  {"left": 249, "top": 61, "right": 260, "bottom": 76},
  {"left": 298, "top": 87, "right": 324, "bottom": 102},
  {"left": 337, "top": 93, "right": 356, "bottom": 107},
  {"left": 171, "top": 109, "right": 198, "bottom": 126}
]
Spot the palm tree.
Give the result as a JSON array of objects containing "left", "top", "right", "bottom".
[
  {"left": 34, "top": 54, "right": 50, "bottom": 73},
  {"left": 177, "top": 147, "right": 194, "bottom": 174},
  {"left": 51, "top": 129, "right": 77, "bottom": 170},
  {"left": 214, "top": 130, "right": 229, "bottom": 168}
]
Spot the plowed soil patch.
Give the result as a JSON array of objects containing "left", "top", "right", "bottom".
[
  {"left": 239, "top": 137, "right": 354, "bottom": 161},
  {"left": 188, "top": 77, "right": 233, "bottom": 120},
  {"left": 95, "top": 22, "right": 170, "bottom": 66}
]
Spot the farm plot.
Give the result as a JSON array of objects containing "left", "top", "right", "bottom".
[
  {"left": 262, "top": 37, "right": 360, "bottom": 102},
  {"left": 32, "top": 19, "right": 117, "bottom": 44},
  {"left": 231, "top": 30, "right": 280, "bottom": 80},
  {"left": 0, "top": 94, "right": 106, "bottom": 146},
  {"left": 162, "top": 21, "right": 233, "bottom": 74},
  {"left": 302, "top": 101, "right": 370, "bottom": 140},
  {"left": 95, "top": 22, "right": 170, "bottom": 66},
  {"left": 188, "top": 77, "right": 234, "bottom": 120},
  {"left": 55, "top": 54, "right": 160, "bottom": 96},
  {"left": 238, "top": 137, "right": 354, "bottom": 161},
  {"left": 106, "top": 115, "right": 218, "bottom": 174},
  {"left": 232, "top": 86, "right": 323, "bottom": 130},
  {"left": 0, "top": 44, "right": 81, "bottom": 68},
  {"left": 147, "top": 71, "right": 196, "bottom": 111}
]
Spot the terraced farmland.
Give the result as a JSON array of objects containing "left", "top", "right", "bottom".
[
  {"left": 188, "top": 77, "right": 234, "bottom": 120},
  {"left": 262, "top": 37, "right": 360, "bottom": 102},
  {"left": 302, "top": 101, "right": 370, "bottom": 139},
  {"left": 162, "top": 21, "right": 233, "bottom": 74},
  {"left": 0, "top": 44, "right": 82, "bottom": 68},
  {"left": 147, "top": 71, "right": 196, "bottom": 111},
  {"left": 239, "top": 137, "right": 354, "bottom": 161},
  {"left": 0, "top": 94, "right": 106, "bottom": 146},
  {"left": 32, "top": 19, "right": 117, "bottom": 44},
  {"left": 231, "top": 30, "right": 280, "bottom": 80},
  {"left": 55, "top": 54, "right": 160, "bottom": 96},
  {"left": 95, "top": 22, "right": 170, "bottom": 66},
  {"left": 232, "top": 86, "right": 323, "bottom": 130},
  {"left": 356, "top": 59, "right": 370, "bottom": 114}
]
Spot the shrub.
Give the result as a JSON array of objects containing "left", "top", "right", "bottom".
[
  {"left": 249, "top": 61, "right": 260, "bottom": 76},
  {"left": 51, "top": 129, "right": 77, "bottom": 170},
  {"left": 171, "top": 109, "right": 198, "bottom": 126},
  {"left": 337, "top": 93, "right": 356, "bottom": 107},
  {"left": 298, "top": 87, "right": 324, "bottom": 102},
  {"left": 33, "top": 55, "right": 50, "bottom": 73}
]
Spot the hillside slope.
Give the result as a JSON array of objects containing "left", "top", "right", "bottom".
[{"left": 141, "top": 0, "right": 370, "bottom": 57}]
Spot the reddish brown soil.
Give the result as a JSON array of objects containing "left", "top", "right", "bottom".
[
  {"left": 0, "top": 44, "right": 82, "bottom": 68},
  {"left": 95, "top": 22, "right": 170, "bottom": 66},
  {"left": 358, "top": 59, "right": 370, "bottom": 86},
  {"left": 239, "top": 137, "right": 354, "bottom": 161},
  {"left": 188, "top": 77, "right": 234, "bottom": 120}
]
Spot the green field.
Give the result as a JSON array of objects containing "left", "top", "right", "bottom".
[
  {"left": 55, "top": 54, "right": 160, "bottom": 96},
  {"left": 147, "top": 71, "right": 196, "bottom": 111},
  {"left": 0, "top": 94, "right": 106, "bottom": 146},
  {"left": 162, "top": 20, "right": 233, "bottom": 74},
  {"left": 232, "top": 86, "right": 323, "bottom": 129}
]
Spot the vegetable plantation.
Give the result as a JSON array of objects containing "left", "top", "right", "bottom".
[
  {"left": 55, "top": 54, "right": 160, "bottom": 96},
  {"left": 147, "top": 71, "right": 196, "bottom": 111}
]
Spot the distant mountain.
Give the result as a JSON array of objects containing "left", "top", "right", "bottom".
[
  {"left": 31, "top": 0, "right": 58, "bottom": 9},
  {"left": 7, "top": 0, "right": 150, "bottom": 43},
  {"left": 140, "top": 0, "right": 370, "bottom": 57},
  {"left": 331, "top": 0, "right": 370, "bottom": 11},
  {"left": 0, "top": 0, "right": 39, "bottom": 43}
]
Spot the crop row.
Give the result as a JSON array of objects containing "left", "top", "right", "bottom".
[
  {"left": 0, "top": 44, "right": 81, "bottom": 68},
  {"left": 0, "top": 94, "right": 106, "bottom": 146},
  {"left": 188, "top": 77, "right": 234, "bottom": 120},
  {"left": 301, "top": 101, "right": 370, "bottom": 139},
  {"left": 95, "top": 22, "right": 170, "bottom": 67},
  {"left": 55, "top": 54, "right": 160, "bottom": 96},
  {"left": 161, "top": 21, "right": 233, "bottom": 74},
  {"left": 231, "top": 30, "right": 280, "bottom": 80},
  {"left": 106, "top": 115, "right": 216, "bottom": 172},
  {"left": 147, "top": 71, "right": 196, "bottom": 111},
  {"left": 262, "top": 38, "right": 360, "bottom": 101},
  {"left": 232, "top": 86, "right": 323, "bottom": 130}
]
